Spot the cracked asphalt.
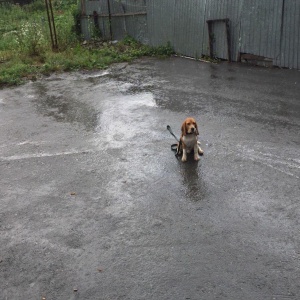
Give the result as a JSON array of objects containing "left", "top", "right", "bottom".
[{"left": 0, "top": 57, "right": 300, "bottom": 300}]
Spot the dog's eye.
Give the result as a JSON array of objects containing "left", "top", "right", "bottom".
[{"left": 187, "top": 123, "right": 190, "bottom": 126}]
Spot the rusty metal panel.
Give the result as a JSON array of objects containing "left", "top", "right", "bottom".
[{"left": 278, "top": 0, "right": 300, "bottom": 69}]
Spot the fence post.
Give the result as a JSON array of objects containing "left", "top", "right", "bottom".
[
  {"left": 45, "top": 0, "right": 58, "bottom": 50},
  {"left": 107, "top": 0, "right": 113, "bottom": 40}
]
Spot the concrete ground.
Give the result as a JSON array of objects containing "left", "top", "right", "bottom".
[{"left": 0, "top": 57, "right": 299, "bottom": 300}]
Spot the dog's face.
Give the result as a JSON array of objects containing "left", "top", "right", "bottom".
[{"left": 181, "top": 117, "right": 199, "bottom": 136}]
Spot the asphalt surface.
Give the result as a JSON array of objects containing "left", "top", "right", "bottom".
[{"left": 0, "top": 57, "right": 300, "bottom": 300}]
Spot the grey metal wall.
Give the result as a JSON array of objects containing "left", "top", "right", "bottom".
[
  {"left": 80, "top": 0, "right": 300, "bottom": 70},
  {"left": 109, "top": 0, "right": 147, "bottom": 42},
  {"left": 239, "top": 1, "right": 283, "bottom": 64},
  {"left": 80, "top": 0, "right": 109, "bottom": 41},
  {"left": 146, "top": 0, "right": 300, "bottom": 69},
  {"left": 147, "top": 0, "right": 176, "bottom": 47},
  {"left": 80, "top": 0, "right": 147, "bottom": 43},
  {"left": 279, "top": 0, "right": 300, "bottom": 69},
  {"left": 202, "top": 0, "right": 243, "bottom": 61}
]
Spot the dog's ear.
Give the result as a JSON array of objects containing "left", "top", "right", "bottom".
[
  {"left": 195, "top": 121, "right": 199, "bottom": 135},
  {"left": 181, "top": 121, "right": 187, "bottom": 136}
]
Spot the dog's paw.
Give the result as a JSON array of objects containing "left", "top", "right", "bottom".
[
  {"left": 194, "top": 155, "right": 200, "bottom": 161},
  {"left": 182, "top": 156, "right": 187, "bottom": 162}
]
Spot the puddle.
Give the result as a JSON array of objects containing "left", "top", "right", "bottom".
[
  {"left": 94, "top": 92, "right": 157, "bottom": 149},
  {"left": 31, "top": 82, "right": 98, "bottom": 132},
  {"left": 179, "top": 159, "right": 208, "bottom": 201}
]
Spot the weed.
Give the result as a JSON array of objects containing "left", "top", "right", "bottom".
[
  {"left": 201, "top": 54, "right": 221, "bottom": 63},
  {"left": 150, "top": 41, "right": 174, "bottom": 57},
  {"left": 14, "top": 20, "right": 47, "bottom": 55}
]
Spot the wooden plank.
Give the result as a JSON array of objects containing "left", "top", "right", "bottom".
[{"left": 81, "top": 12, "right": 147, "bottom": 18}]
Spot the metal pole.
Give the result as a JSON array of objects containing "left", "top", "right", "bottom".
[
  {"left": 49, "top": 0, "right": 58, "bottom": 49},
  {"left": 107, "top": 0, "right": 113, "bottom": 40},
  {"left": 45, "top": 0, "right": 54, "bottom": 48},
  {"left": 45, "top": 0, "right": 58, "bottom": 50}
]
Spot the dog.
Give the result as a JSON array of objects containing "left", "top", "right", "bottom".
[{"left": 180, "top": 117, "right": 204, "bottom": 162}]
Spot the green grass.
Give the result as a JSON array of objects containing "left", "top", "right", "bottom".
[{"left": 0, "top": 1, "right": 173, "bottom": 88}]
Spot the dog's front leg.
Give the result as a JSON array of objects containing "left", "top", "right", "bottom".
[
  {"left": 182, "top": 148, "right": 187, "bottom": 162},
  {"left": 197, "top": 141, "right": 204, "bottom": 155},
  {"left": 194, "top": 143, "right": 200, "bottom": 161},
  {"left": 198, "top": 147, "right": 204, "bottom": 155}
]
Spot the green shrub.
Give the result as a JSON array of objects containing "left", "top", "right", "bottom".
[{"left": 14, "top": 20, "right": 48, "bottom": 55}]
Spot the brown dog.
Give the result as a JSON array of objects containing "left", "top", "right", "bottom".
[{"left": 180, "top": 117, "right": 204, "bottom": 162}]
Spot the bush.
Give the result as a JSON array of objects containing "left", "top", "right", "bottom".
[{"left": 14, "top": 20, "right": 47, "bottom": 55}]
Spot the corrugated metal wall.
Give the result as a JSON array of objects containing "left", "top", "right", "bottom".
[
  {"left": 109, "top": 0, "right": 147, "bottom": 42},
  {"left": 202, "top": 0, "right": 243, "bottom": 61},
  {"left": 80, "top": 0, "right": 300, "bottom": 70},
  {"left": 279, "top": 0, "right": 300, "bottom": 69},
  {"left": 80, "top": 0, "right": 147, "bottom": 43},
  {"left": 239, "top": 0, "right": 283, "bottom": 63},
  {"left": 173, "top": 0, "right": 207, "bottom": 59},
  {"left": 80, "top": 1, "right": 109, "bottom": 40}
]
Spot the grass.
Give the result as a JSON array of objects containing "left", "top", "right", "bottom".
[{"left": 0, "top": 0, "right": 173, "bottom": 88}]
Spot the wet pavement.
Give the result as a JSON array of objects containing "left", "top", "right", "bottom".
[{"left": 0, "top": 57, "right": 300, "bottom": 300}]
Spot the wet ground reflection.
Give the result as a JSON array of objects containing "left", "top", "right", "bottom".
[
  {"left": 179, "top": 157, "right": 207, "bottom": 201},
  {"left": 31, "top": 82, "right": 98, "bottom": 132}
]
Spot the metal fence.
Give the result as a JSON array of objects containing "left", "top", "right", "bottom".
[
  {"left": 81, "top": 0, "right": 300, "bottom": 70},
  {"left": 79, "top": 0, "right": 147, "bottom": 43}
]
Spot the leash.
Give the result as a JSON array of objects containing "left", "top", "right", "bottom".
[
  {"left": 167, "top": 125, "right": 182, "bottom": 156},
  {"left": 167, "top": 125, "right": 204, "bottom": 158},
  {"left": 167, "top": 125, "right": 179, "bottom": 142}
]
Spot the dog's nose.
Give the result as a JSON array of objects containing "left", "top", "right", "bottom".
[{"left": 191, "top": 127, "right": 195, "bottom": 132}]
